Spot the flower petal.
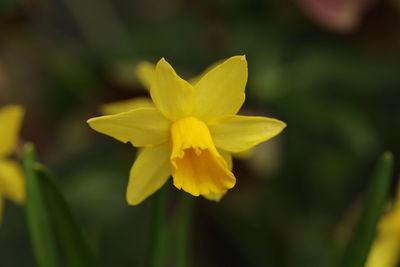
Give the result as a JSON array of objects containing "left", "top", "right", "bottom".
[
  {"left": 210, "top": 115, "right": 286, "bottom": 153},
  {"left": 192, "top": 56, "right": 248, "bottom": 122},
  {"left": 0, "top": 159, "right": 25, "bottom": 204},
  {"left": 126, "top": 143, "right": 172, "bottom": 205},
  {"left": 203, "top": 191, "right": 227, "bottom": 202},
  {"left": 87, "top": 108, "right": 170, "bottom": 147},
  {"left": 0, "top": 105, "right": 24, "bottom": 156},
  {"left": 100, "top": 97, "right": 154, "bottom": 115},
  {"left": 233, "top": 148, "right": 253, "bottom": 159},
  {"left": 218, "top": 149, "right": 232, "bottom": 171},
  {"left": 203, "top": 149, "right": 231, "bottom": 202},
  {"left": 136, "top": 61, "right": 156, "bottom": 90},
  {"left": 366, "top": 234, "right": 400, "bottom": 267},
  {"left": 150, "top": 58, "right": 194, "bottom": 120}
]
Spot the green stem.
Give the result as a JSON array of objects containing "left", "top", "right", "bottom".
[
  {"left": 176, "top": 194, "right": 194, "bottom": 267},
  {"left": 147, "top": 186, "right": 167, "bottom": 267},
  {"left": 23, "top": 143, "right": 59, "bottom": 267}
]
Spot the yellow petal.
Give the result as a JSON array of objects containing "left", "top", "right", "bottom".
[
  {"left": 126, "top": 143, "right": 172, "bottom": 205},
  {"left": 203, "top": 149, "right": 231, "bottom": 202},
  {"left": 170, "top": 117, "right": 235, "bottom": 196},
  {"left": 150, "top": 58, "right": 194, "bottom": 121},
  {"left": 210, "top": 115, "right": 286, "bottom": 153},
  {"left": 192, "top": 56, "right": 248, "bottom": 122},
  {"left": 203, "top": 191, "right": 227, "bottom": 202},
  {"left": 218, "top": 149, "right": 232, "bottom": 171},
  {"left": 0, "top": 105, "right": 24, "bottom": 156},
  {"left": 233, "top": 148, "right": 253, "bottom": 159},
  {"left": 0, "top": 159, "right": 25, "bottom": 204},
  {"left": 136, "top": 61, "right": 156, "bottom": 90},
  {"left": 366, "top": 234, "right": 400, "bottom": 267},
  {"left": 87, "top": 108, "right": 170, "bottom": 147},
  {"left": 378, "top": 209, "right": 400, "bottom": 235},
  {"left": 100, "top": 97, "right": 154, "bottom": 115}
]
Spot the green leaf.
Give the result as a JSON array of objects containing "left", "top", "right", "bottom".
[
  {"left": 175, "top": 194, "right": 194, "bottom": 267},
  {"left": 341, "top": 151, "right": 394, "bottom": 267},
  {"left": 23, "top": 143, "right": 95, "bottom": 267},
  {"left": 23, "top": 143, "right": 59, "bottom": 267},
  {"left": 147, "top": 186, "right": 168, "bottom": 267},
  {"left": 35, "top": 165, "right": 96, "bottom": 267}
]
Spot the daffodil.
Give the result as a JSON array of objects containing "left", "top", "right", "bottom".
[
  {"left": 88, "top": 56, "right": 286, "bottom": 205},
  {"left": 0, "top": 105, "right": 25, "bottom": 222},
  {"left": 366, "top": 185, "right": 400, "bottom": 267}
]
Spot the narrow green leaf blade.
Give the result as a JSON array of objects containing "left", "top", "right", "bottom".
[
  {"left": 23, "top": 143, "right": 59, "bottom": 267},
  {"left": 342, "top": 151, "right": 394, "bottom": 267},
  {"left": 147, "top": 186, "right": 168, "bottom": 267},
  {"left": 35, "top": 165, "right": 96, "bottom": 267},
  {"left": 176, "top": 194, "right": 194, "bottom": 267}
]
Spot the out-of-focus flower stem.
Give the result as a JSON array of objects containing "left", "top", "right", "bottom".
[
  {"left": 147, "top": 186, "right": 168, "bottom": 267},
  {"left": 176, "top": 194, "right": 194, "bottom": 267}
]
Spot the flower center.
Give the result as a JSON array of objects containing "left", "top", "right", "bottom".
[{"left": 170, "top": 117, "right": 235, "bottom": 196}]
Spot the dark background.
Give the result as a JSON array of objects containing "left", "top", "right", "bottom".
[{"left": 0, "top": 0, "right": 399, "bottom": 266}]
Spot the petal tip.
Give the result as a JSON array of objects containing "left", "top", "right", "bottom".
[
  {"left": 155, "top": 57, "right": 173, "bottom": 72},
  {"left": 280, "top": 121, "right": 287, "bottom": 131},
  {"left": 126, "top": 195, "right": 141, "bottom": 206},
  {"left": 230, "top": 55, "right": 247, "bottom": 63},
  {"left": 86, "top": 117, "right": 97, "bottom": 126},
  {"left": 126, "top": 187, "right": 143, "bottom": 206},
  {"left": 229, "top": 55, "right": 247, "bottom": 62},
  {"left": 158, "top": 57, "right": 167, "bottom": 65}
]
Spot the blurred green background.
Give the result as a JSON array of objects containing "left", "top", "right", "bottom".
[{"left": 0, "top": 0, "right": 399, "bottom": 266}]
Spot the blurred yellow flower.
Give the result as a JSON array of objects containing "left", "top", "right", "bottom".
[
  {"left": 88, "top": 56, "right": 286, "bottom": 205},
  {"left": 366, "top": 185, "right": 400, "bottom": 267},
  {"left": 0, "top": 105, "right": 25, "bottom": 222}
]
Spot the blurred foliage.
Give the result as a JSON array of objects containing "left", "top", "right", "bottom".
[
  {"left": 0, "top": 0, "right": 399, "bottom": 266},
  {"left": 342, "top": 152, "right": 393, "bottom": 267},
  {"left": 23, "top": 144, "right": 95, "bottom": 267}
]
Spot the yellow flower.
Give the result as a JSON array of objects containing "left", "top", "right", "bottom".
[
  {"left": 88, "top": 56, "right": 286, "bottom": 205},
  {"left": 366, "top": 186, "right": 400, "bottom": 267},
  {"left": 0, "top": 105, "right": 25, "bottom": 222}
]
